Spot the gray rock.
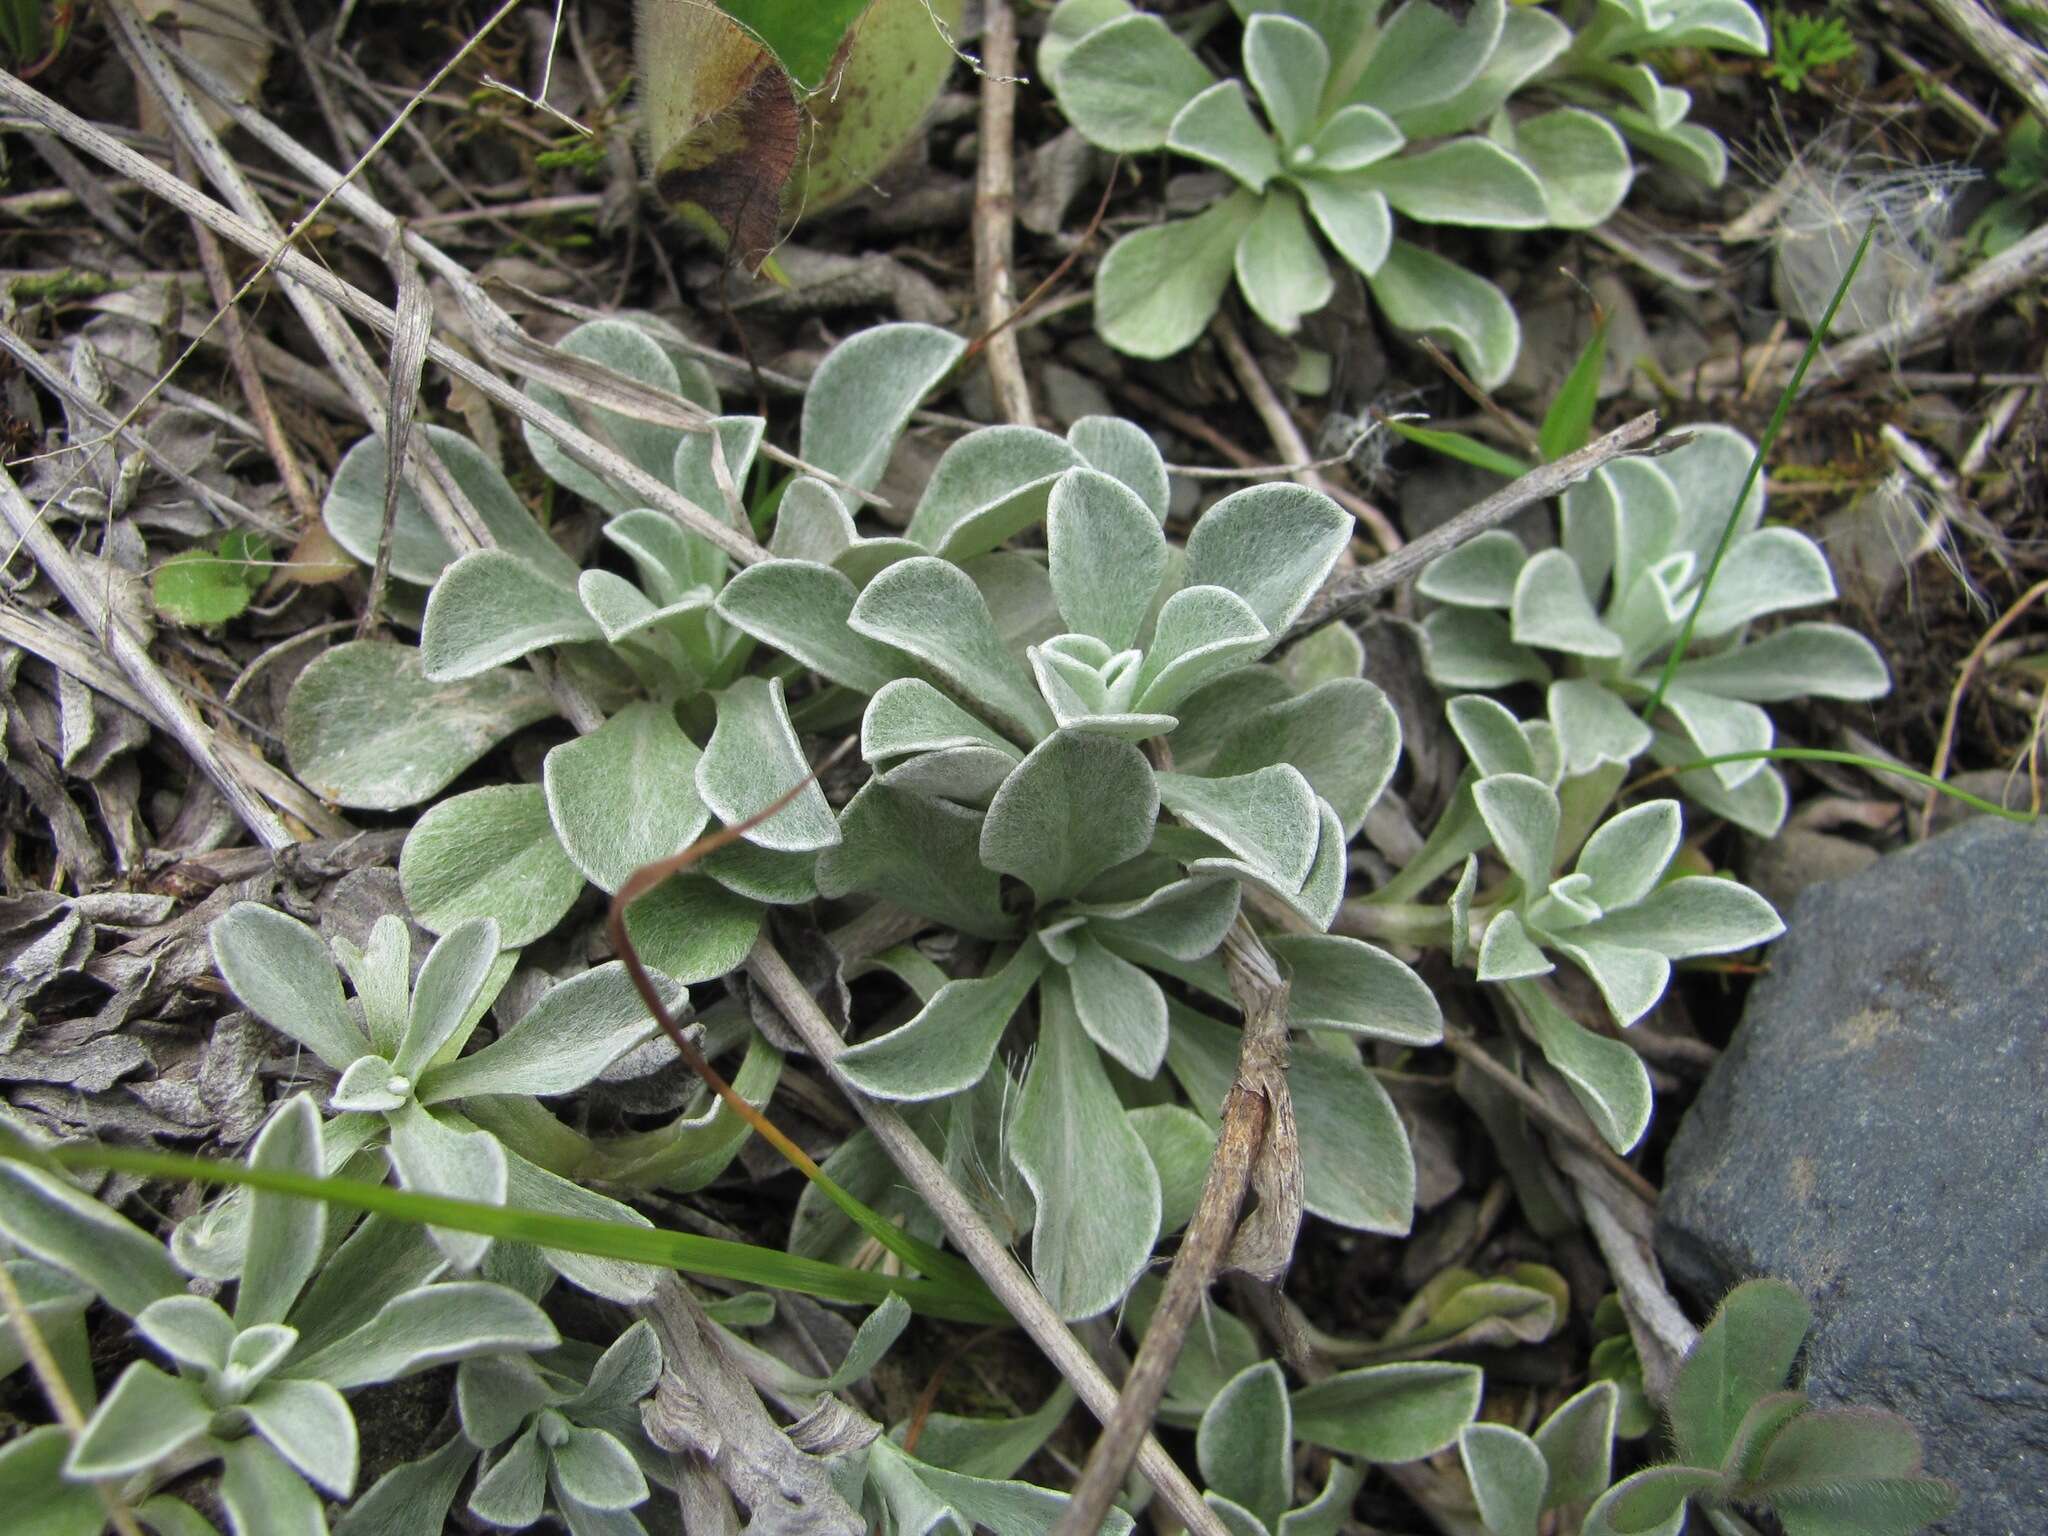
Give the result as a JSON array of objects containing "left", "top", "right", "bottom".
[{"left": 1657, "top": 816, "right": 2048, "bottom": 1536}]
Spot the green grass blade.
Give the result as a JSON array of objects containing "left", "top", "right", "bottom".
[
  {"left": 1663, "top": 747, "right": 2039, "bottom": 824},
  {"left": 1538, "top": 315, "right": 1610, "bottom": 463},
  {"left": 1644, "top": 221, "right": 1876, "bottom": 719},
  {"left": 12, "top": 1139, "right": 1010, "bottom": 1326},
  {"left": 1385, "top": 417, "right": 1534, "bottom": 480}
]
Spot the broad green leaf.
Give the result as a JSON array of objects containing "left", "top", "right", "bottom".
[
  {"left": 0, "top": 1163, "right": 182, "bottom": 1317},
  {"left": 1063, "top": 930, "right": 1169, "bottom": 1077},
  {"left": 1066, "top": 416, "right": 1170, "bottom": 523},
  {"left": 800, "top": 323, "right": 966, "bottom": 495},
  {"left": 1534, "top": 1381, "right": 1619, "bottom": 1509},
  {"left": 1511, "top": 548, "right": 1622, "bottom": 658},
  {"left": 1243, "top": 12, "right": 1328, "bottom": 146},
  {"left": 1011, "top": 971, "right": 1161, "bottom": 1319},
  {"left": 1349, "top": 0, "right": 1505, "bottom": 122},
  {"left": 1459, "top": 1423, "right": 1547, "bottom": 1536},
  {"left": 1551, "top": 937, "right": 1671, "bottom": 1031},
  {"left": 549, "top": 1424, "right": 646, "bottom": 1511},
  {"left": 1130, "top": 585, "right": 1273, "bottom": 715},
  {"left": 210, "top": 902, "right": 365, "bottom": 1073},
  {"left": 1508, "top": 980, "right": 1653, "bottom": 1153},
  {"left": 1047, "top": 469, "right": 1168, "bottom": 649},
  {"left": 1471, "top": 773, "right": 1559, "bottom": 892},
  {"left": 1574, "top": 799, "right": 1681, "bottom": 910},
  {"left": 219, "top": 1438, "right": 326, "bottom": 1536},
  {"left": 419, "top": 551, "right": 602, "bottom": 680},
  {"left": 330, "top": 1434, "right": 473, "bottom": 1536},
  {"left": 587, "top": 1029, "right": 782, "bottom": 1192},
  {"left": 604, "top": 507, "right": 724, "bottom": 605},
  {"left": 1549, "top": 678, "right": 1652, "bottom": 777},
  {"left": 1159, "top": 765, "right": 1317, "bottom": 892},
  {"left": 387, "top": 1101, "right": 507, "bottom": 1270},
  {"left": 465, "top": 1422, "right": 545, "bottom": 1527},
  {"left": 236, "top": 1097, "right": 326, "bottom": 1330},
  {"left": 712, "top": 0, "right": 868, "bottom": 93},
  {"left": 522, "top": 320, "right": 708, "bottom": 513},
  {"left": 1581, "top": 876, "right": 1784, "bottom": 960},
  {"left": 1581, "top": 1466, "right": 1717, "bottom": 1536},
  {"left": 1668, "top": 623, "right": 1889, "bottom": 703},
  {"left": 396, "top": 919, "right": 501, "bottom": 1081},
  {"left": 0, "top": 1426, "right": 103, "bottom": 1534},
  {"left": 1129, "top": 1105, "right": 1215, "bottom": 1235},
  {"left": 1095, "top": 192, "right": 1259, "bottom": 360},
  {"left": 1236, "top": 185, "right": 1337, "bottom": 334},
  {"left": 1668, "top": 1278, "right": 1813, "bottom": 1470},
  {"left": 1167, "top": 80, "right": 1280, "bottom": 190},
  {"left": 152, "top": 531, "right": 270, "bottom": 627},
  {"left": 1303, "top": 103, "right": 1404, "bottom": 171},
  {"left": 816, "top": 780, "right": 1014, "bottom": 939},
  {"left": 1422, "top": 607, "right": 1551, "bottom": 689},
  {"left": 863, "top": 678, "right": 1021, "bottom": 765},
  {"left": 868, "top": 1436, "right": 1137, "bottom": 1535},
  {"left": 1688, "top": 528, "right": 1837, "bottom": 636},
  {"left": 1199, "top": 1361, "right": 1294, "bottom": 1530},
  {"left": 242, "top": 1377, "right": 358, "bottom": 1497},
  {"left": 982, "top": 731, "right": 1158, "bottom": 903},
  {"left": 1394, "top": 5, "right": 1569, "bottom": 139},
  {"left": 1209, "top": 677, "right": 1400, "bottom": 836},
  {"left": 422, "top": 962, "right": 661, "bottom": 1102},
  {"left": 838, "top": 943, "right": 1045, "bottom": 1102},
  {"left": 1418, "top": 530, "right": 1528, "bottom": 608},
  {"left": 1186, "top": 481, "right": 1351, "bottom": 636},
  {"left": 1752, "top": 1405, "right": 1925, "bottom": 1491},
  {"left": 714, "top": 560, "right": 907, "bottom": 694},
  {"left": 909, "top": 1382, "right": 1077, "bottom": 1482},
  {"left": 289, "top": 1277, "right": 556, "bottom": 1391},
  {"left": 1514, "top": 109, "right": 1633, "bottom": 229},
  {"left": 543, "top": 703, "right": 711, "bottom": 894},
  {"left": 696, "top": 676, "right": 840, "bottom": 853},
  {"left": 1051, "top": 12, "right": 1214, "bottom": 151},
  {"left": 1039, "top": 0, "right": 1132, "bottom": 81},
  {"left": 1290, "top": 1361, "right": 1484, "bottom": 1462},
  {"left": 67, "top": 1362, "right": 213, "bottom": 1479},
  {"left": 324, "top": 425, "right": 577, "bottom": 587},
  {"left": 850, "top": 557, "right": 1055, "bottom": 742},
  {"left": 284, "top": 640, "right": 556, "bottom": 812},
  {"left": 621, "top": 874, "right": 766, "bottom": 985},
  {"left": 1359, "top": 136, "right": 1549, "bottom": 228},
  {"left": 1082, "top": 876, "right": 1239, "bottom": 962},
  {"left": 1367, "top": 239, "right": 1521, "bottom": 390},
  {"left": 1280, "top": 1460, "right": 1366, "bottom": 1536},
  {"left": 1301, "top": 175, "right": 1394, "bottom": 277},
  {"left": 1267, "top": 934, "right": 1440, "bottom": 1044},
  {"left": 399, "top": 785, "right": 583, "bottom": 946},
  {"left": 905, "top": 426, "right": 1080, "bottom": 561},
  {"left": 1773, "top": 1479, "right": 1959, "bottom": 1536}
]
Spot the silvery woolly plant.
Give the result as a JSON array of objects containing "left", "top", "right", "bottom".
[
  {"left": 1415, "top": 424, "right": 1890, "bottom": 836},
  {"left": 736, "top": 453, "right": 1445, "bottom": 1320},
  {"left": 1041, "top": 0, "right": 1765, "bottom": 382},
  {"left": 194, "top": 903, "right": 668, "bottom": 1303},
  {"left": 1451, "top": 1281, "right": 1955, "bottom": 1536},
  {"left": 0, "top": 1098, "right": 558, "bottom": 1536}
]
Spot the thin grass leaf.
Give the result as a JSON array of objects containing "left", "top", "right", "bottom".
[
  {"left": 16, "top": 1141, "right": 1007, "bottom": 1326},
  {"left": 1645, "top": 223, "right": 1875, "bottom": 716},
  {"left": 1660, "top": 748, "right": 2039, "bottom": 825},
  {"left": 1538, "top": 314, "right": 1609, "bottom": 462},
  {"left": 1385, "top": 417, "right": 1533, "bottom": 480}
]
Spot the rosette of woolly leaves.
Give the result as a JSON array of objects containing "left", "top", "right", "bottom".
[
  {"left": 1583, "top": 1280, "right": 1956, "bottom": 1536},
  {"left": 1455, "top": 772, "right": 1780, "bottom": 1149},
  {"left": 1545, "top": 0, "right": 1769, "bottom": 189},
  {"left": 814, "top": 468, "right": 1439, "bottom": 1317},
  {"left": 1417, "top": 426, "right": 1889, "bottom": 836},
  {"left": 339, "top": 1322, "right": 666, "bottom": 1536},
  {"left": 396, "top": 324, "right": 975, "bottom": 972},
  {"left": 201, "top": 903, "right": 668, "bottom": 1302},
  {"left": 0, "top": 1099, "right": 557, "bottom": 1536},
  {"left": 1043, "top": 0, "right": 1636, "bottom": 384}
]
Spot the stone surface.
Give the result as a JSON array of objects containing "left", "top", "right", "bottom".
[{"left": 1658, "top": 816, "right": 2048, "bottom": 1536}]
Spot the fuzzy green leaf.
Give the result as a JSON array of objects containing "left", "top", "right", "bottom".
[
  {"left": 696, "top": 676, "right": 840, "bottom": 853},
  {"left": 1291, "top": 1362, "right": 1484, "bottom": 1462},
  {"left": 1052, "top": 12, "right": 1214, "bottom": 152},
  {"left": 400, "top": 785, "right": 582, "bottom": 947},
  {"left": 420, "top": 551, "right": 602, "bottom": 681},
  {"left": 800, "top": 324, "right": 966, "bottom": 495},
  {"left": 1095, "top": 193, "right": 1259, "bottom": 360},
  {"left": 543, "top": 703, "right": 710, "bottom": 894},
  {"left": 982, "top": 731, "right": 1158, "bottom": 902}
]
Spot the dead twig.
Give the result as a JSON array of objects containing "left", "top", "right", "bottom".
[
  {"left": 744, "top": 937, "right": 1234, "bottom": 1536},
  {"left": 1286, "top": 410, "right": 1659, "bottom": 638},
  {"left": 1051, "top": 921, "right": 1296, "bottom": 1536},
  {"left": 972, "top": 1, "right": 1033, "bottom": 426},
  {"left": 1213, "top": 310, "right": 1403, "bottom": 556},
  {"left": 0, "top": 463, "right": 297, "bottom": 851},
  {"left": 1922, "top": 0, "right": 2048, "bottom": 129}
]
